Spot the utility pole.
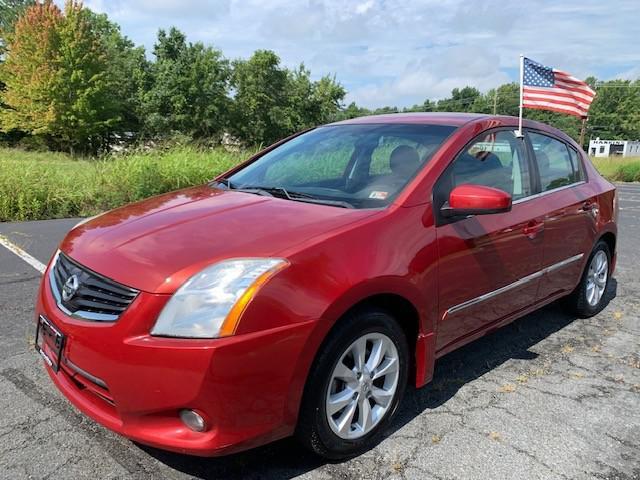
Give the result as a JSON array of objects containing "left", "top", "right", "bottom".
[
  {"left": 493, "top": 89, "right": 498, "bottom": 115},
  {"left": 579, "top": 117, "right": 587, "bottom": 148}
]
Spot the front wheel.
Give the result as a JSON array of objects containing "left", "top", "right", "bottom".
[
  {"left": 296, "top": 308, "right": 409, "bottom": 459},
  {"left": 564, "top": 241, "right": 611, "bottom": 317}
]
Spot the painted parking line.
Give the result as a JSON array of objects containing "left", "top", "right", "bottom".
[{"left": 0, "top": 234, "right": 46, "bottom": 274}]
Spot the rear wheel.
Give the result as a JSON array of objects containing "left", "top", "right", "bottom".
[
  {"left": 564, "top": 241, "right": 611, "bottom": 317},
  {"left": 296, "top": 308, "right": 409, "bottom": 459}
]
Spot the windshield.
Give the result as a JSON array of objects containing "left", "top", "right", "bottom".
[{"left": 224, "top": 123, "right": 457, "bottom": 209}]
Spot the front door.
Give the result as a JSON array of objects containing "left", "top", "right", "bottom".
[{"left": 433, "top": 129, "right": 544, "bottom": 353}]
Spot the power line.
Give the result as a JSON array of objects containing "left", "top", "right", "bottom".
[{"left": 595, "top": 84, "right": 640, "bottom": 88}]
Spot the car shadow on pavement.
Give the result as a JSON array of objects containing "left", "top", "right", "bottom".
[{"left": 140, "top": 280, "right": 618, "bottom": 480}]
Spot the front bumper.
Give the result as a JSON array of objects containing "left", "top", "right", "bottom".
[{"left": 36, "top": 262, "right": 315, "bottom": 457}]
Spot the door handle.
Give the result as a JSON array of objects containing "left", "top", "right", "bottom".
[
  {"left": 581, "top": 201, "right": 595, "bottom": 211},
  {"left": 523, "top": 221, "right": 544, "bottom": 238}
]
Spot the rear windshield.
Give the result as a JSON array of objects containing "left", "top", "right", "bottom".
[{"left": 225, "top": 124, "right": 457, "bottom": 209}]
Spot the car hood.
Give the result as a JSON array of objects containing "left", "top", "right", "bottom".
[{"left": 60, "top": 185, "right": 377, "bottom": 293}]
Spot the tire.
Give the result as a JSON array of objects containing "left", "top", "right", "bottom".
[
  {"left": 295, "top": 307, "right": 409, "bottom": 459},
  {"left": 564, "top": 240, "right": 611, "bottom": 318}
]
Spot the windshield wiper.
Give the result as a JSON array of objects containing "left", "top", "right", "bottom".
[
  {"left": 279, "top": 188, "right": 355, "bottom": 208},
  {"left": 210, "top": 178, "right": 233, "bottom": 189},
  {"left": 248, "top": 186, "right": 314, "bottom": 200},
  {"left": 231, "top": 184, "right": 354, "bottom": 209},
  {"left": 288, "top": 197, "right": 354, "bottom": 209}
]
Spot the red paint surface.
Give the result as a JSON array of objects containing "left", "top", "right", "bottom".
[
  {"left": 36, "top": 113, "right": 617, "bottom": 456},
  {"left": 448, "top": 184, "right": 512, "bottom": 210}
]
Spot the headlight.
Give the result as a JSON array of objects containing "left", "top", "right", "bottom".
[{"left": 151, "top": 258, "right": 288, "bottom": 338}]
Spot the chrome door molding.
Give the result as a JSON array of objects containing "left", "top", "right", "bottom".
[
  {"left": 444, "top": 253, "right": 584, "bottom": 317},
  {"left": 512, "top": 181, "right": 586, "bottom": 205}
]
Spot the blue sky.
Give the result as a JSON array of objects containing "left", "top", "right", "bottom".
[{"left": 67, "top": 0, "right": 640, "bottom": 108}]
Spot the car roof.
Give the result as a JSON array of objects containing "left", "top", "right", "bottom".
[
  {"left": 328, "top": 112, "right": 577, "bottom": 146},
  {"left": 329, "top": 112, "right": 489, "bottom": 127}
]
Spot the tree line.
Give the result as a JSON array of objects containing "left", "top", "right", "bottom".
[
  {"left": 1, "top": 1, "right": 638, "bottom": 155},
  {"left": 339, "top": 82, "right": 640, "bottom": 145},
  {"left": 0, "top": 1, "right": 346, "bottom": 153}
]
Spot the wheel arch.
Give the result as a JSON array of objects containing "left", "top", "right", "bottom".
[
  {"left": 332, "top": 292, "right": 437, "bottom": 388},
  {"left": 286, "top": 284, "right": 434, "bottom": 425},
  {"left": 599, "top": 231, "right": 616, "bottom": 258},
  {"left": 594, "top": 227, "right": 617, "bottom": 275}
]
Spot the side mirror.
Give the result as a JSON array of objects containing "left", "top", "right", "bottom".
[{"left": 441, "top": 184, "right": 512, "bottom": 218}]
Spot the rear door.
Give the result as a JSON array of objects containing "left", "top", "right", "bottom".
[
  {"left": 526, "top": 130, "right": 597, "bottom": 301},
  {"left": 434, "top": 129, "right": 544, "bottom": 352}
]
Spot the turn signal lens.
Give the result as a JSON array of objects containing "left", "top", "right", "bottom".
[{"left": 219, "top": 261, "right": 288, "bottom": 337}]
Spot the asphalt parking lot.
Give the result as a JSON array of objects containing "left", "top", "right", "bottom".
[{"left": 1, "top": 184, "right": 639, "bottom": 480}]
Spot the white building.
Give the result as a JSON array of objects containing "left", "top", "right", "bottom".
[{"left": 588, "top": 138, "right": 640, "bottom": 157}]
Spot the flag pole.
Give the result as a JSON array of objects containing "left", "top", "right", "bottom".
[{"left": 517, "top": 54, "right": 524, "bottom": 137}]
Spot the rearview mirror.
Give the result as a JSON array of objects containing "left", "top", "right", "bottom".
[{"left": 441, "top": 184, "right": 512, "bottom": 218}]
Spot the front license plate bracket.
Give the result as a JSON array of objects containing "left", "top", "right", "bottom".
[{"left": 35, "top": 315, "right": 65, "bottom": 372}]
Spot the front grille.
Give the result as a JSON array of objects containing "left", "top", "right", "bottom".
[{"left": 49, "top": 251, "right": 139, "bottom": 321}]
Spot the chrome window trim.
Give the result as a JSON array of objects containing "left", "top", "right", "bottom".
[
  {"left": 513, "top": 181, "right": 586, "bottom": 205},
  {"left": 48, "top": 250, "right": 124, "bottom": 322},
  {"left": 445, "top": 253, "right": 584, "bottom": 317}
]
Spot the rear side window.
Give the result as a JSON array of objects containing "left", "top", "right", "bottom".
[
  {"left": 528, "top": 132, "right": 580, "bottom": 191},
  {"left": 567, "top": 147, "right": 585, "bottom": 182}
]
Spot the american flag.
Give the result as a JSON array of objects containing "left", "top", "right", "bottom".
[{"left": 522, "top": 57, "right": 596, "bottom": 118}]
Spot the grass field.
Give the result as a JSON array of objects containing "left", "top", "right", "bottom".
[
  {"left": 0, "top": 147, "right": 638, "bottom": 221},
  {"left": 590, "top": 156, "right": 640, "bottom": 183},
  {"left": 0, "top": 147, "right": 247, "bottom": 221}
]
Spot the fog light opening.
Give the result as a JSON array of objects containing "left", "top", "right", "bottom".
[{"left": 179, "top": 409, "right": 207, "bottom": 432}]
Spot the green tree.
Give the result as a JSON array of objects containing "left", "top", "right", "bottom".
[
  {"left": 85, "top": 11, "right": 148, "bottom": 137},
  {"left": 0, "top": 0, "right": 62, "bottom": 135},
  {"left": 373, "top": 106, "right": 400, "bottom": 114},
  {"left": 0, "top": 0, "right": 36, "bottom": 141},
  {"left": 287, "top": 65, "right": 345, "bottom": 128},
  {"left": 436, "top": 86, "right": 481, "bottom": 112},
  {"left": 311, "top": 75, "right": 346, "bottom": 122},
  {"left": 0, "top": 0, "right": 34, "bottom": 54},
  {"left": 492, "top": 83, "right": 519, "bottom": 116},
  {"left": 588, "top": 79, "right": 640, "bottom": 141},
  {"left": 1, "top": 1, "right": 125, "bottom": 153},
  {"left": 48, "top": 1, "right": 120, "bottom": 153},
  {"left": 0, "top": 0, "right": 35, "bottom": 108},
  {"left": 336, "top": 101, "right": 371, "bottom": 120},
  {"left": 142, "top": 27, "right": 230, "bottom": 139},
  {"left": 229, "top": 50, "right": 291, "bottom": 146}
]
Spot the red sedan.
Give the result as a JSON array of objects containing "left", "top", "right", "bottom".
[{"left": 35, "top": 113, "right": 617, "bottom": 459}]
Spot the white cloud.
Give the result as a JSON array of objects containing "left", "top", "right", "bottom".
[
  {"left": 348, "top": 45, "right": 511, "bottom": 106},
  {"left": 59, "top": 0, "right": 640, "bottom": 107},
  {"left": 616, "top": 66, "right": 640, "bottom": 80},
  {"left": 355, "top": 1, "right": 374, "bottom": 15}
]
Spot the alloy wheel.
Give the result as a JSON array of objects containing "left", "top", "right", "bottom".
[
  {"left": 586, "top": 250, "right": 608, "bottom": 307},
  {"left": 325, "top": 332, "right": 400, "bottom": 440}
]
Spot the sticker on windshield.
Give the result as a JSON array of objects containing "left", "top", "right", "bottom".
[{"left": 369, "top": 191, "right": 389, "bottom": 200}]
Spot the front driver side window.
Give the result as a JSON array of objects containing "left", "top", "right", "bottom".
[{"left": 448, "top": 130, "right": 531, "bottom": 200}]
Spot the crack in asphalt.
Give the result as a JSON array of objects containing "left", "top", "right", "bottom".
[
  {"left": 1, "top": 189, "right": 640, "bottom": 479},
  {"left": 0, "top": 275, "right": 41, "bottom": 286},
  {"left": 0, "top": 368, "right": 168, "bottom": 480}
]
